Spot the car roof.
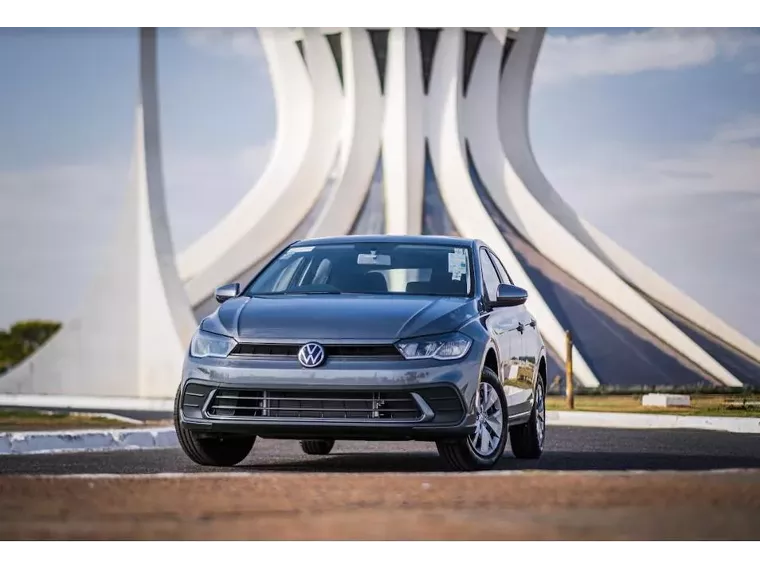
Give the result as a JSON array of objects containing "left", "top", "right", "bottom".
[{"left": 292, "top": 234, "right": 479, "bottom": 248}]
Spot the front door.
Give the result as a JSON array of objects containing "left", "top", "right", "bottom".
[
  {"left": 479, "top": 249, "right": 524, "bottom": 414},
  {"left": 486, "top": 249, "right": 534, "bottom": 418}
]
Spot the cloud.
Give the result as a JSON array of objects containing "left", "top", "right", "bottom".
[
  {"left": 536, "top": 112, "right": 760, "bottom": 342},
  {"left": 646, "top": 115, "right": 760, "bottom": 198},
  {"left": 536, "top": 28, "right": 760, "bottom": 86},
  {"left": 182, "top": 28, "right": 265, "bottom": 60},
  {"left": 542, "top": 112, "right": 760, "bottom": 203}
]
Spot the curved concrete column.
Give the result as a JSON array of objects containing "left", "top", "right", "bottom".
[
  {"left": 306, "top": 29, "right": 384, "bottom": 238},
  {"left": 178, "top": 29, "right": 344, "bottom": 306},
  {"left": 383, "top": 28, "right": 426, "bottom": 236},
  {"left": 500, "top": 26, "right": 755, "bottom": 359},
  {"left": 581, "top": 221, "right": 760, "bottom": 364},
  {"left": 0, "top": 29, "right": 196, "bottom": 398},
  {"left": 492, "top": 27, "right": 744, "bottom": 387},
  {"left": 425, "top": 28, "right": 600, "bottom": 387}
]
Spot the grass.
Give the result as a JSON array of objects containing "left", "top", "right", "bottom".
[
  {"left": 546, "top": 394, "right": 760, "bottom": 418},
  {"left": 0, "top": 409, "right": 160, "bottom": 432}
]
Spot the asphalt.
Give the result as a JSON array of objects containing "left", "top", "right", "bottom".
[
  {"left": 4, "top": 426, "right": 760, "bottom": 539},
  {"left": 3, "top": 425, "right": 760, "bottom": 475}
]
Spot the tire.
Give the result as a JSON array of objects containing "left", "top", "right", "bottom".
[
  {"left": 436, "top": 367, "right": 508, "bottom": 471},
  {"left": 173, "top": 385, "right": 256, "bottom": 467},
  {"left": 509, "top": 372, "right": 546, "bottom": 459},
  {"left": 299, "top": 439, "right": 335, "bottom": 455}
]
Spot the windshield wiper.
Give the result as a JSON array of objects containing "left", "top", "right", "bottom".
[
  {"left": 251, "top": 290, "right": 342, "bottom": 296},
  {"left": 296, "top": 290, "right": 342, "bottom": 295}
]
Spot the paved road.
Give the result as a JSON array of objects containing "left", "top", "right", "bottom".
[
  {"left": 4, "top": 426, "right": 760, "bottom": 539},
  {"left": 3, "top": 426, "right": 760, "bottom": 475}
]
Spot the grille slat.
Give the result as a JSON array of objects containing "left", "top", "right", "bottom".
[
  {"left": 207, "top": 389, "right": 421, "bottom": 421},
  {"left": 229, "top": 343, "right": 402, "bottom": 360}
]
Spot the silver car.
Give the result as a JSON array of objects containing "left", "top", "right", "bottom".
[{"left": 174, "top": 235, "right": 547, "bottom": 471}]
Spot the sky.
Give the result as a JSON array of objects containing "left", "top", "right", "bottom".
[{"left": 1, "top": 27, "right": 759, "bottom": 343}]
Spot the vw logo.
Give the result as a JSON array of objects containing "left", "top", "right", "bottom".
[{"left": 298, "top": 342, "right": 325, "bottom": 368}]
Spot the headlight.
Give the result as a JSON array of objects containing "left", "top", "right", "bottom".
[
  {"left": 395, "top": 332, "right": 472, "bottom": 361},
  {"left": 189, "top": 329, "right": 237, "bottom": 358}
]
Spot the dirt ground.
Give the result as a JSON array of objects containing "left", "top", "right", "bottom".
[{"left": 2, "top": 469, "right": 760, "bottom": 540}]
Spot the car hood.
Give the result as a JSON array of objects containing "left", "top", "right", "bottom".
[{"left": 202, "top": 294, "right": 479, "bottom": 341}]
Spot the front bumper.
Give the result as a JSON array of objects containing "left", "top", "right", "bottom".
[{"left": 178, "top": 348, "right": 483, "bottom": 441}]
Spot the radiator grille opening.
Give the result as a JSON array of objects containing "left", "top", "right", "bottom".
[
  {"left": 229, "top": 343, "right": 402, "bottom": 359},
  {"left": 207, "top": 389, "right": 422, "bottom": 421}
]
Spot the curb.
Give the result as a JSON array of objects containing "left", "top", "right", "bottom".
[
  {"left": 547, "top": 411, "right": 760, "bottom": 434},
  {"left": 0, "top": 393, "right": 174, "bottom": 412},
  {"left": 2, "top": 411, "right": 759, "bottom": 455},
  {"left": 0, "top": 427, "right": 177, "bottom": 455}
]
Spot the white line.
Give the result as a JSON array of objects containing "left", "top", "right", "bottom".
[
  {"left": 548, "top": 411, "right": 760, "bottom": 434},
  {"left": 12, "top": 468, "right": 760, "bottom": 480}
]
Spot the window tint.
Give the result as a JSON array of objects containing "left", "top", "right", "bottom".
[
  {"left": 245, "top": 242, "right": 472, "bottom": 297},
  {"left": 487, "top": 250, "right": 513, "bottom": 285},
  {"left": 479, "top": 248, "right": 502, "bottom": 302}
]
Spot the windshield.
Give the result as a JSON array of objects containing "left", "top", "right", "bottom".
[{"left": 244, "top": 242, "right": 473, "bottom": 297}]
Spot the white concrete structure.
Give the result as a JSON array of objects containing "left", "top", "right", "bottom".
[
  {"left": 642, "top": 393, "right": 692, "bottom": 408},
  {"left": 3, "top": 27, "right": 759, "bottom": 399},
  {"left": 0, "top": 29, "right": 196, "bottom": 399},
  {"left": 177, "top": 27, "right": 760, "bottom": 389}
]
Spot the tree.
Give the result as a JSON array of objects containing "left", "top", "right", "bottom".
[{"left": 0, "top": 320, "right": 61, "bottom": 373}]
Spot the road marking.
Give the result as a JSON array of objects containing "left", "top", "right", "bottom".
[{"left": 9, "top": 468, "right": 760, "bottom": 480}]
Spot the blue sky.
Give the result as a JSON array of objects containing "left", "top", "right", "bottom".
[{"left": 1, "top": 27, "right": 759, "bottom": 342}]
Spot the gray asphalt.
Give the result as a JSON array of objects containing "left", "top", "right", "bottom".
[{"left": 3, "top": 426, "right": 760, "bottom": 475}]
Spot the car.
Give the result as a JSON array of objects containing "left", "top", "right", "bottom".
[{"left": 174, "top": 235, "right": 548, "bottom": 471}]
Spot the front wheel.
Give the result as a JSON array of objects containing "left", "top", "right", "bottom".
[
  {"left": 509, "top": 374, "right": 546, "bottom": 459},
  {"left": 436, "top": 367, "right": 508, "bottom": 471},
  {"left": 174, "top": 386, "right": 256, "bottom": 467}
]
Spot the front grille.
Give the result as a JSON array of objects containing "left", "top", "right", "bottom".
[
  {"left": 207, "top": 388, "right": 422, "bottom": 421},
  {"left": 230, "top": 343, "right": 402, "bottom": 360}
]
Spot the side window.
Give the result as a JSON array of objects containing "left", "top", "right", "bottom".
[
  {"left": 479, "top": 248, "right": 502, "bottom": 303},
  {"left": 488, "top": 250, "right": 514, "bottom": 285}
]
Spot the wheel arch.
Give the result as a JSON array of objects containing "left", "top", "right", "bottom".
[
  {"left": 483, "top": 346, "right": 499, "bottom": 376},
  {"left": 538, "top": 355, "right": 547, "bottom": 387}
]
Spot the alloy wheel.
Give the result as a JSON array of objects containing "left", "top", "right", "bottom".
[{"left": 468, "top": 381, "right": 504, "bottom": 457}]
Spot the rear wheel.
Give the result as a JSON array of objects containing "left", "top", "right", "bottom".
[
  {"left": 436, "top": 367, "right": 508, "bottom": 471},
  {"left": 173, "top": 386, "right": 256, "bottom": 467},
  {"left": 509, "top": 373, "right": 546, "bottom": 459},
  {"left": 299, "top": 439, "right": 335, "bottom": 455}
]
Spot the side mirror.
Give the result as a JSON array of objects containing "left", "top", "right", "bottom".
[
  {"left": 493, "top": 283, "right": 528, "bottom": 307},
  {"left": 214, "top": 283, "right": 240, "bottom": 304}
]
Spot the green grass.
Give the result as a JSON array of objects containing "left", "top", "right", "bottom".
[
  {"left": 0, "top": 409, "right": 147, "bottom": 432},
  {"left": 546, "top": 394, "right": 760, "bottom": 418}
]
